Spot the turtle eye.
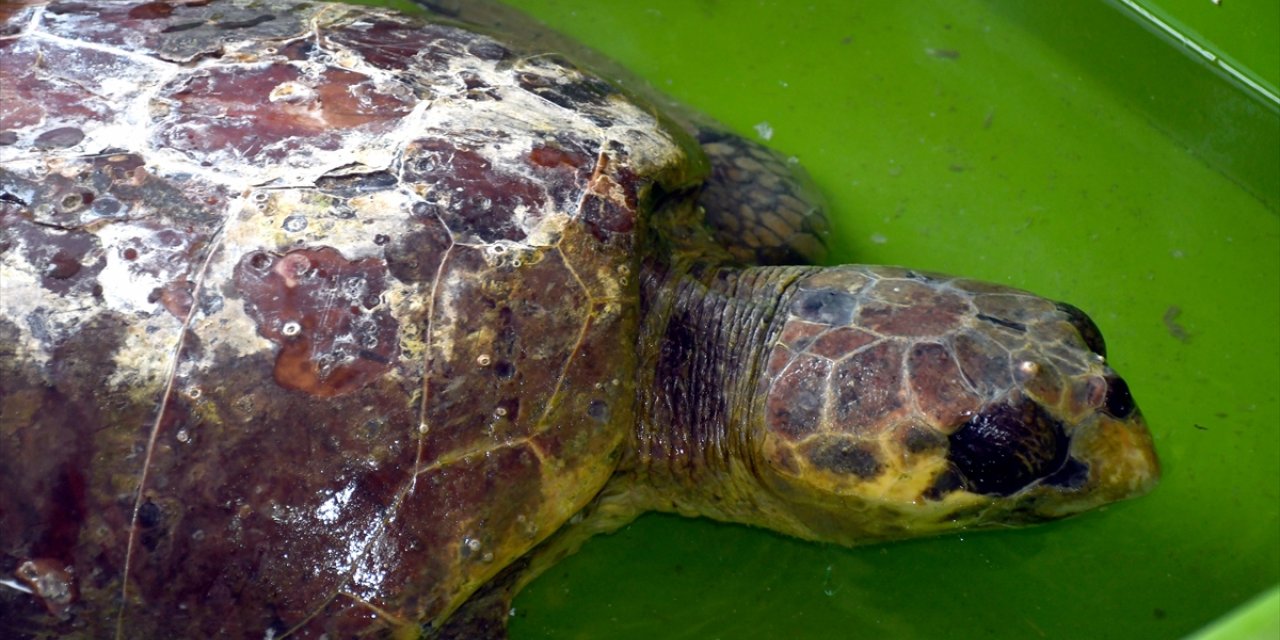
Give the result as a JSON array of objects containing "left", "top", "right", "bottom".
[
  {"left": 1102, "top": 375, "right": 1136, "bottom": 419},
  {"left": 1055, "top": 302, "right": 1106, "bottom": 358},
  {"left": 947, "top": 399, "right": 1068, "bottom": 497}
]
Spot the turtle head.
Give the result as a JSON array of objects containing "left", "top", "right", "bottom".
[{"left": 750, "top": 267, "right": 1159, "bottom": 546}]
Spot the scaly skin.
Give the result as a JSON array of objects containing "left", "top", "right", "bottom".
[{"left": 625, "top": 257, "right": 1158, "bottom": 545}]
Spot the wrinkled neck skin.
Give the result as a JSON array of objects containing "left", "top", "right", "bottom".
[{"left": 622, "top": 257, "right": 813, "bottom": 530}]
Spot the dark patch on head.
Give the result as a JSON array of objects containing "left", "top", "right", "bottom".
[
  {"left": 947, "top": 398, "right": 1068, "bottom": 496},
  {"left": 806, "top": 440, "right": 883, "bottom": 479},
  {"left": 790, "top": 289, "right": 856, "bottom": 326},
  {"left": 1055, "top": 301, "right": 1106, "bottom": 358},
  {"left": 975, "top": 313, "right": 1027, "bottom": 332},
  {"left": 901, "top": 425, "right": 945, "bottom": 454},
  {"left": 1102, "top": 375, "right": 1135, "bottom": 419}
]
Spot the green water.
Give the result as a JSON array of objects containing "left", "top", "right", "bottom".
[{"left": 484, "top": 1, "right": 1280, "bottom": 639}]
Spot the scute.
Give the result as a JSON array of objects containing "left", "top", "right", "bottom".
[{"left": 0, "top": 1, "right": 698, "bottom": 636}]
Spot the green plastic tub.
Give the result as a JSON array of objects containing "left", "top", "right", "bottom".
[{"left": 391, "top": 1, "right": 1280, "bottom": 637}]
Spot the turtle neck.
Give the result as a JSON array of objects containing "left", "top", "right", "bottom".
[{"left": 627, "top": 258, "right": 813, "bottom": 520}]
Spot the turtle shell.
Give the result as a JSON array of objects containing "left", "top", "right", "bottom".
[{"left": 0, "top": 1, "right": 703, "bottom": 636}]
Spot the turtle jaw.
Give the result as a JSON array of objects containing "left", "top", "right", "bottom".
[
  {"left": 745, "top": 397, "right": 1161, "bottom": 546},
  {"left": 1028, "top": 408, "right": 1160, "bottom": 519}
]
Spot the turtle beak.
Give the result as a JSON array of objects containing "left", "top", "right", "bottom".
[{"left": 1038, "top": 408, "right": 1160, "bottom": 518}]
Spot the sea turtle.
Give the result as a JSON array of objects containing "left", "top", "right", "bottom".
[{"left": 0, "top": 1, "right": 1160, "bottom": 638}]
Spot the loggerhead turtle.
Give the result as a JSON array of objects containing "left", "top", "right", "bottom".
[{"left": 0, "top": 1, "right": 1159, "bottom": 638}]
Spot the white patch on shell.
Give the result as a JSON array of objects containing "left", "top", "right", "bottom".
[
  {"left": 2, "top": 0, "right": 686, "bottom": 404},
  {"left": 93, "top": 222, "right": 194, "bottom": 313},
  {"left": 108, "top": 321, "right": 187, "bottom": 393},
  {"left": 267, "top": 80, "right": 317, "bottom": 104},
  {"left": 0, "top": 255, "right": 83, "bottom": 369}
]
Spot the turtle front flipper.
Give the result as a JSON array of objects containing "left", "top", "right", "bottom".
[
  {"left": 431, "top": 559, "right": 526, "bottom": 640},
  {"left": 432, "top": 480, "right": 641, "bottom": 639},
  {"left": 695, "top": 130, "right": 831, "bottom": 266}
]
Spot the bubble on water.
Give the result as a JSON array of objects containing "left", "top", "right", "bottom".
[
  {"left": 754, "top": 121, "right": 774, "bottom": 141},
  {"left": 476, "top": 354, "right": 492, "bottom": 366},
  {"left": 281, "top": 321, "right": 302, "bottom": 336}
]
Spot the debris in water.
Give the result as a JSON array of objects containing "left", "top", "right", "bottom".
[
  {"left": 1163, "top": 305, "right": 1190, "bottom": 343},
  {"left": 754, "top": 121, "right": 774, "bottom": 141}
]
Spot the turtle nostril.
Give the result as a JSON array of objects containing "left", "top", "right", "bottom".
[
  {"left": 1055, "top": 302, "right": 1106, "bottom": 358},
  {"left": 1102, "top": 375, "right": 1136, "bottom": 419}
]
